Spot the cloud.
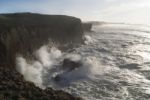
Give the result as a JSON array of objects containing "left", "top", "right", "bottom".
[
  {"left": 104, "top": 0, "right": 117, "bottom": 2},
  {"left": 0, "top": 0, "right": 150, "bottom": 24},
  {"left": 88, "top": 0, "right": 150, "bottom": 25}
]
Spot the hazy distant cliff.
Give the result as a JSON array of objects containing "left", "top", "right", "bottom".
[
  {"left": 82, "top": 23, "right": 92, "bottom": 32},
  {"left": 0, "top": 13, "right": 83, "bottom": 67}
]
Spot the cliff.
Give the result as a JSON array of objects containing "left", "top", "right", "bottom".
[
  {"left": 0, "top": 13, "right": 84, "bottom": 100},
  {"left": 0, "top": 13, "right": 83, "bottom": 67},
  {"left": 82, "top": 23, "right": 92, "bottom": 32}
]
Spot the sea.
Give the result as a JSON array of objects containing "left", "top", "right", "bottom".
[{"left": 16, "top": 22, "right": 150, "bottom": 100}]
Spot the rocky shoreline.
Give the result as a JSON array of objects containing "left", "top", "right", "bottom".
[{"left": 0, "top": 67, "right": 83, "bottom": 100}]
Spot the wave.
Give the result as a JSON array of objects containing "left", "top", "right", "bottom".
[
  {"left": 15, "top": 21, "right": 150, "bottom": 99},
  {"left": 16, "top": 44, "right": 103, "bottom": 88}
]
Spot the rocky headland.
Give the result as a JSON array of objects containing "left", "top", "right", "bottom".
[{"left": 0, "top": 13, "right": 85, "bottom": 100}]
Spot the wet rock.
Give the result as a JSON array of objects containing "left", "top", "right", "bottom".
[
  {"left": 0, "top": 67, "right": 83, "bottom": 100},
  {"left": 97, "top": 48, "right": 109, "bottom": 53},
  {"left": 53, "top": 75, "right": 62, "bottom": 82},
  {"left": 128, "top": 87, "right": 150, "bottom": 99},
  {"left": 82, "top": 23, "right": 92, "bottom": 32},
  {"left": 62, "top": 58, "right": 82, "bottom": 71},
  {"left": 146, "top": 76, "right": 150, "bottom": 80},
  {"left": 52, "top": 58, "right": 83, "bottom": 82},
  {"left": 140, "top": 70, "right": 150, "bottom": 80},
  {"left": 121, "top": 44, "right": 128, "bottom": 48},
  {"left": 119, "top": 63, "right": 140, "bottom": 69}
]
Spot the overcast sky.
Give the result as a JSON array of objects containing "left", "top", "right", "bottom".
[{"left": 0, "top": 0, "right": 150, "bottom": 25}]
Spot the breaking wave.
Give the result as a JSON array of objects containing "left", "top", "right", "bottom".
[
  {"left": 16, "top": 22, "right": 150, "bottom": 99},
  {"left": 16, "top": 45, "right": 105, "bottom": 89}
]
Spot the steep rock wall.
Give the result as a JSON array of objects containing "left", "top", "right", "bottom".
[
  {"left": 0, "top": 13, "right": 83, "bottom": 67},
  {"left": 82, "top": 23, "right": 92, "bottom": 32}
]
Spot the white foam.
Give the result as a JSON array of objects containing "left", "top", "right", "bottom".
[
  {"left": 64, "top": 54, "right": 81, "bottom": 61},
  {"left": 84, "top": 35, "right": 96, "bottom": 44},
  {"left": 16, "top": 56, "right": 27, "bottom": 75},
  {"left": 16, "top": 46, "right": 103, "bottom": 88},
  {"left": 35, "top": 46, "right": 52, "bottom": 67},
  {"left": 16, "top": 57, "right": 43, "bottom": 87}
]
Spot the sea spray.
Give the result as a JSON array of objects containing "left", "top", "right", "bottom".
[
  {"left": 16, "top": 56, "right": 43, "bottom": 87},
  {"left": 15, "top": 23, "right": 150, "bottom": 100},
  {"left": 84, "top": 35, "right": 97, "bottom": 45},
  {"left": 16, "top": 45, "right": 103, "bottom": 88},
  {"left": 16, "top": 46, "right": 62, "bottom": 88}
]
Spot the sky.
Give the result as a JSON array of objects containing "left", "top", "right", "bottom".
[{"left": 0, "top": 0, "right": 150, "bottom": 25}]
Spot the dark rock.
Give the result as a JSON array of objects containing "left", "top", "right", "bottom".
[
  {"left": 52, "top": 58, "right": 82, "bottom": 82},
  {"left": 62, "top": 58, "right": 82, "bottom": 71},
  {"left": 53, "top": 74, "right": 62, "bottom": 82},
  {"left": 0, "top": 67, "right": 83, "bottom": 100},
  {"left": 98, "top": 48, "right": 109, "bottom": 53},
  {"left": 119, "top": 63, "right": 140, "bottom": 69},
  {"left": 82, "top": 23, "right": 92, "bottom": 32},
  {"left": 146, "top": 76, "right": 150, "bottom": 80},
  {"left": 121, "top": 44, "right": 128, "bottom": 48}
]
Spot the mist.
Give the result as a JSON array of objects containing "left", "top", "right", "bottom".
[{"left": 15, "top": 44, "right": 105, "bottom": 88}]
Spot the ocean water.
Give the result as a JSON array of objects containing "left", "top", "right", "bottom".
[{"left": 16, "top": 23, "right": 150, "bottom": 100}]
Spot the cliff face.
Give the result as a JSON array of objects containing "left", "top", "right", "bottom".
[
  {"left": 0, "top": 13, "right": 83, "bottom": 67},
  {"left": 82, "top": 23, "right": 92, "bottom": 32}
]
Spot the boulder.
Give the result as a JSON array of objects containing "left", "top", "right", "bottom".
[
  {"left": 119, "top": 63, "right": 140, "bottom": 69},
  {"left": 52, "top": 58, "right": 82, "bottom": 82},
  {"left": 62, "top": 58, "right": 82, "bottom": 71}
]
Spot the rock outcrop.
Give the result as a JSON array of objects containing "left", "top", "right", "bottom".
[
  {"left": 0, "top": 67, "right": 82, "bottom": 100},
  {"left": 62, "top": 58, "right": 82, "bottom": 71}
]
